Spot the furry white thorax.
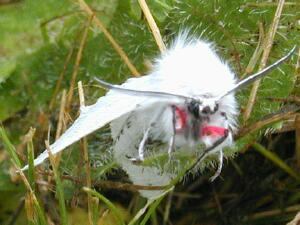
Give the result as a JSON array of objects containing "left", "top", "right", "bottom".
[{"left": 155, "top": 37, "right": 236, "bottom": 97}]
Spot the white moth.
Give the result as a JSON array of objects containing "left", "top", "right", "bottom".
[{"left": 22, "top": 35, "right": 295, "bottom": 198}]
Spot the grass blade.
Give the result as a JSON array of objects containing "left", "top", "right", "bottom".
[
  {"left": 0, "top": 126, "right": 47, "bottom": 224},
  {"left": 253, "top": 142, "right": 300, "bottom": 181},
  {"left": 0, "top": 125, "right": 22, "bottom": 167},
  {"left": 45, "top": 140, "right": 68, "bottom": 225},
  {"left": 128, "top": 198, "right": 155, "bottom": 225},
  {"left": 140, "top": 195, "right": 165, "bottom": 225},
  {"left": 83, "top": 187, "right": 126, "bottom": 225},
  {"left": 128, "top": 188, "right": 173, "bottom": 225},
  {"left": 26, "top": 128, "right": 36, "bottom": 189}
]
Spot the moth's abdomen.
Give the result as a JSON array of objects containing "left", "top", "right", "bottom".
[{"left": 111, "top": 105, "right": 174, "bottom": 199}]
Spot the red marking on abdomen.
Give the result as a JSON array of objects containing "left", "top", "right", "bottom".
[
  {"left": 173, "top": 106, "right": 228, "bottom": 138},
  {"left": 201, "top": 126, "right": 228, "bottom": 137},
  {"left": 174, "top": 106, "right": 187, "bottom": 131}
]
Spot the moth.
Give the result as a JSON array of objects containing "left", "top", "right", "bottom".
[{"left": 21, "top": 35, "right": 295, "bottom": 194}]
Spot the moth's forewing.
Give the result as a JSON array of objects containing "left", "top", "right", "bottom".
[{"left": 21, "top": 92, "right": 149, "bottom": 170}]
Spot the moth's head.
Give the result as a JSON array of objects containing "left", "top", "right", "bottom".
[
  {"left": 187, "top": 98, "right": 219, "bottom": 119},
  {"left": 173, "top": 95, "right": 233, "bottom": 146},
  {"left": 183, "top": 93, "right": 238, "bottom": 141}
]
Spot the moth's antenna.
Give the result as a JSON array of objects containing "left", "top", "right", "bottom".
[
  {"left": 94, "top": 77, "right": 193, "bottom": 100},
  {"left": 218, "top": 45, "right": 297, "bottom": 100}
]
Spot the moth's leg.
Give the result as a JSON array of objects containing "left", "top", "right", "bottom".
[
  {"left": 168, "top": 106, "right": 176, "bottom": 157},
  {"left": 130, "top": 126, "right": 150, "bottom": 163},
  {"left": 138, "top": 127, "right": 150, "bottom": 160},
  {"left": 209, "top": 150, "right": 223, "bottom": 182},
  {"left": 129, "top": 106, "right": 167, "bottom": 163},
  {"left": 208, "top": 112, "right": 227, "bottom": 180},
  {"left": 187, "top": 111, "right": 230, "bottom": 174},
  {"left": 186, "top": 132, "right": 228, "bottom": 174}
]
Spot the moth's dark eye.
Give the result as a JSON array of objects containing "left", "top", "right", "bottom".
[
  {"left": 201, "top": 103, "right": 218, "bottom": 115},
  {"left": 188, "top": 100, "right": 200, "bottom": 118},
  {"left": 201, "top": 106, "right": 211, "bottom": 114},
  {"left": 214, "top": 103, "right": 219, "bottom": 112}
]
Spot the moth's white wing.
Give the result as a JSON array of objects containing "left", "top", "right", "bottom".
[
  {"left": 21, "top": 91, "right": 151, "bottom": 170},
  {"left": 21, "top": 73, "right": 177, "bottom": 171}
]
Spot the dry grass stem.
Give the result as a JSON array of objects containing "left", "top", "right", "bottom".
[
  {"left": 15, "top": 127, "right": 36, "bottom": 161},
  {"left": 45, "top": 140, "right": 68, "bottom": 225},
  {"left": 24, "top": 194, "right": 34, "bottom": 222},
  {"left": 40, "top": 11, "right": 81, "bottom": 28},
  {"left": 55, "top": 90, "right": 67, "bottom": 140},
  {"left": 249, "top": 204, "right": 300, "bottom": 220},
  {"left": 293, "top": 48, "right": 300, "bottom": 92},
  {"left": 78, "top": 81, "right": 85, "bottom": 107},
  {"left": 45, "top": 140, "right": 56, "bottom": 170},
  {"left": 77, "top": 0, "right": 140, "bottom": 76},
  {"left": 53, "top": 90, "right": 67, "bottom": 167},
  {"left": 77, "top": 81, "right": 93, "bottom": 225},
  {"left": 49, "top": 45, "right": 74, "bottom": 110},
  {"left": 138, "top": 0, "right": 166, "bottom": 52},
  {"left": 38, "top": 170, "right": 167, "bottom": 192},
  {"left": 163, "top": 191, "right": 173, "bottom": 224},
  {"left": 266, "top": 96, "right": 300, "bottom": 105},
  {"left": 66, "top": 16, "right": 91, "bottom": 111},
  {"left": 240, "top": 22, "right": 264, "bottom": 80},
  {"left": 287, "top": 211, "right": 300, "bottom": 225},
  {"left": 238, "top": 110, "right": 297, "bottom": 138},
  {"left": 244, "top": 2, "right": 299, "bottom": 8},
  {"left": 212, "top": 185, "right": 223, "bottom": 215},
  {"left": 243, "top": 0, "right": 285, "bottom": 122},
  {"left": 16, "top": 167, "right": 44, "bottom": 221}
]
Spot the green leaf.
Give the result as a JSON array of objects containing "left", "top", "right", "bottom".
[
  {"left": 27, "top": 130, "right": 35, "bottom": 190},
  {"left": 0, "top": 125, "right": 22, "bottom": 167}
]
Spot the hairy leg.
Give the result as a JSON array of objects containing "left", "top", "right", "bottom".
[
  {"left": 209, "top": 150, "right": 223, "bottom": 182},
  {"left": 186, "top": 132, "right": 228, "bottom": 174},
  {"left": 138, "top": 127, "right": 151, "bottom": 160},
  {"left": 129, "top": 106, "right": 167, "bottom": 163},
  {"left": 168, "top": 106, "right": 176, "bottom": 157},
  {"left": 130, "top": 127, "right": 150, "bottom": 162}
]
